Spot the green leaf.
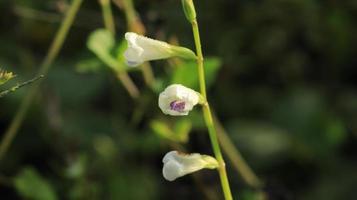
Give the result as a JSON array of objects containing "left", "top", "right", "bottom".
[
  {"left": 171, "top": 57, "right": 221, "bottom": 90},
  {"left": 173, "top": 119, "right": 192, "bottom": 142},
  {"left": 87, "top": 29, "right": 123, "bottom": 72},
  {"left": 115, "top": 39, "right": 128, "bottom": 67},
  {"left": 150, "top": 120, "right": 177, "bottom": 142},
  {"left": 14, "top": 167, "right": 58, "bottom": 200}
]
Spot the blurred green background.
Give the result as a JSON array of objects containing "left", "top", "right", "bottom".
[{"left": 1, "top": 0, "right": 357, "bottom": 199}]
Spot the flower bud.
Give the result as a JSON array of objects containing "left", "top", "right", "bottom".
[
  {"left": 124, "top": 32, "right": 196, "bottom": 66},
  {"left": 0, "top": 69, "right": 15, "bottom": 85},
  {"left": 159, "top": 84, "right": 202, "bottom": 116},
  {"left": 162, "top": 151, "right": 218, "bottom": 181},
  {"left": 181, "top": 0, "right": 196, "bottom": 23}
]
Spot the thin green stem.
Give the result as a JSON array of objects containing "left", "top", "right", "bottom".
[
  {"left": 203, "top": 105, "right": 233, "bottom": 200},
  {"left": 0, "top": 75, "right": 44, "bottom": 98},
  {"left": 0, "top": 0, "right": 83, "bottom": 162},
  {"left": 191, "top": 21, "right": 206, "bottom": 99},
  {"left": 191, "top": 19, "right": 233, "bottom": 200},
  {"left": 99, "top": 0, "right": 116, "bottom": 35}
]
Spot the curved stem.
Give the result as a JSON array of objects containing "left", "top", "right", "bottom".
[
  {"left": 116, "top": 71, "right": 140, "bottom": 99},
  {"left": 0, "top": 0, "right": 83, "bottom": 161},
  {"left": 141, "top": 63, "right": 155, "bottom": 88},
  {"left": 191, "top": 19, "right": 233, "bottom": 200}
]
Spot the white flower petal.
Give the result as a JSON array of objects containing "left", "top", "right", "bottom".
[
  {"left": 162, "top": 151, "right": 218, "bottom": 181},
  {"left": 124, "top": 32, "right": 172, "bottom": 66},
  {"left": 158, "top": 84, "right": 200, "bottom": 116},
  {"left": 162, "top": 160, "right": 183, "bottom": 181}
]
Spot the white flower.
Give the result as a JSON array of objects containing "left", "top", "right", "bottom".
[
  {"left": 124, "top": 32, "right": 196, "bottom": 66},
  {"left": 158, "top": 84, "right": 201, "bottom": 116},
  {"left": 162, "top": 151, "right": 218, "bottom": 181}
]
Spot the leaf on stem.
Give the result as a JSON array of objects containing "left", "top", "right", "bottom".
[{"left": 87, "top": 29, "right": 124, "bottom": 72}]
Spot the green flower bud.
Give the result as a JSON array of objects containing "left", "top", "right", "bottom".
[{"left": 181, "top": 0, "right": 196, "bottom": 23}]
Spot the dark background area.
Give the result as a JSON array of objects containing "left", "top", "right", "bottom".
[{"left": 1, "top": 0, "right": 357, "bottom": 199}]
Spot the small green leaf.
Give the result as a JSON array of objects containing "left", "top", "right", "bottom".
[
  {"left": 87, "top": 29, "right": 123, "bottom": 72},
  {"left": 14, "top": 167, "right": 57, "bottom": 200},
  {"left": 174, "top": 119, "right": 192, "bottom": 142},
  {"left": 115, "top": 39, "right": 128, "bottom": 66},
  {"left": 171, "top": 57, "right": 221, "bottom": 90},
  {"left": 87, "top": 29, "right": 114, "bottom": 55},
  {"left": 150, "top": 119, "right": 191, "bottom": 143},
  {"left": 150, "top": 120, "right": 177, "bottom": 142}
]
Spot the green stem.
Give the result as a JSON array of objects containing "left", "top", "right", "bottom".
[
  {"left": 116, "top": 71, "right": 140, "bottom": 98},
  {"left": 122, "top": 0, "right": 137, "bottom": 28},
  {"left": 99, "top": 0, "right": 116, "bottom": 35},
  {"left": 141, "top": 63, "right": 155, "bottom": 87},
  {"left": 191, "top": 21, "right": 206, "bottom": 99},
  {"left": 0, "top": 0, "right": 83, "bottom": 162},
  {"left": 191, "top": 19, "right": 233, "bottom": 200},
  {"left": 0, "top": 75, "right": 44, "bottom": 98}
]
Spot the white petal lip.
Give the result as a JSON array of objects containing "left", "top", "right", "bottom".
[
  {"left": 158, "top": 84, "right": 199, "bottom": 116},
  {"left": 124, "top": 32, "right": 172, "bottom": 66},
  {"left": 162, "top": 151, "right": 218, "bottom": 181},
  {"left": 162, "top": 158, "right": 183, "bottom": 181},
  {"left": 124, "top": 32, "right": 144, "bottom": 66}
]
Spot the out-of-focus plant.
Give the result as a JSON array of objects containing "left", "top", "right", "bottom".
[
  {"left": 0, "top": 69, "right": 43, "bottom": 98},
  {"left": 14, "top": 167, "right": 57, "bottom": 200},
  {"left": 87, "top": 29, "right": 140, "bottom": 98},
  {"left": 0, "top": 0, "right": 83, "bottom": 160}
]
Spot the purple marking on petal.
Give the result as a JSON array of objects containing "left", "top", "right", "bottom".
[{"left": 170, "top": 100, "right": 185, "bottom": 112}]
